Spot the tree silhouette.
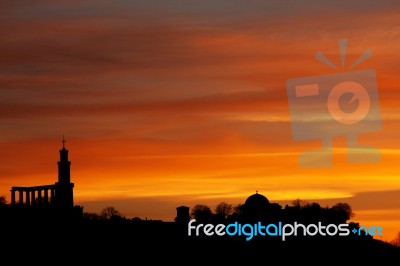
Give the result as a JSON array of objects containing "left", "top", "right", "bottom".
[
  {"left": 191, "top": 204, "right": 212, "bottom": 222},
  {"left": 101, "top": 206, "right": 122, "bottom": 220},
  {"left": 215, "top": 202, "right": 232, "bottom": 220},
  {"left": 226, "top": 204, "right": 243, "bottom": 221},
  {"left": 232, "top": 204, "right": 243, "bottom": 215},
  {"left": 331, "top": 202, "right": 354, "bottom": 221},
  {"left": 291, "top": 198, "right": 308, "bottom": 209},
  {"left": 83, "top": 212, "right": 100, "bottom": 220},
  {"left": 390, "top": 231, "right": 400, "bottom": 247},
  {"left": 0, "top": 196, "right": 6, "bottom": 205}
]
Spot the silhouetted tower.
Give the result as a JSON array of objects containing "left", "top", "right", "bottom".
[
  {"left": 175, "top": 206, "right": 190, "bottom": 224},
  {"left": 55, "top": 136, "right": 74, "bottom": 208}
]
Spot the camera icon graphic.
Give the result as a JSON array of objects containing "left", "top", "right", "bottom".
[{"left": 287, "top": 39, "right": 382, "bottom": 168}]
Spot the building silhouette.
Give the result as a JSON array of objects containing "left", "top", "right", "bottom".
[
  {"left": 10, "top": 137, "right": 79, "bottom": 213},
  {"left": 175, "top": 205, "right": 190, "bottom": 224},
  {"left": 241, "top": 191, "right": 270, "bottom": 221}
]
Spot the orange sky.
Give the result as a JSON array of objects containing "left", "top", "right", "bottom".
[{"left": 0, "top": 1, "right": 399, "bottom": 242}]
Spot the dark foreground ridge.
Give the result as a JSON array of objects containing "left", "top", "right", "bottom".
[{"left": 1, "top": 216, "right": 399, "bottom": 264}]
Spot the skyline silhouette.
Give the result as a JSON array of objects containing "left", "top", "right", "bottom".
[
  {"left": 1, "top": 175, "right": 399, "bottom": 263},
  {"left": 1, "top": 139, "right": 399, "bottom": 247},
  {"left": 3, "top": 139, "right": 398, "bottom": 242}
]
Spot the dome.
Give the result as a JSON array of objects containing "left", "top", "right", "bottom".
[{"left": 244, "top": 191, "right": 269, "bottom": 207}]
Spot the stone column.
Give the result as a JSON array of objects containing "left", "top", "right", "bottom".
[
  {"left": 44, "top": 189, "right": 49, "bottom": 205},
  {"left": 50, "top": 188, "right": 55, "bottom": 205},
  {"left": 31, "top": 190, "right": 36, "bottom": 206},
  {"left": 26, "top": 190, "right": 30, "bottom": 205},
  {"left": 38, "top": 189, "right": 42, "bottom": 207},
  {"left": 11, "top": 189, "right": 16, "bottom": 205},
  {"left": 19, "top": 189, "right": 23, "bottom": 204}
]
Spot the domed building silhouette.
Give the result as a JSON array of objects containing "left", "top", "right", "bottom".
[
  {"left": 242, "top": 191, "right": 270, "bottom": 222},
  {"left": 245, "top": 191, "right": 269, "bottom": 207}
]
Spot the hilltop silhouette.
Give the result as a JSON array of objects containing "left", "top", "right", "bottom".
[
  {"left": 0, "top": 141, "right": 399, "bottom": 264},
  {"left": 1, "top": 191, "right": 399, "bottom": 264}
]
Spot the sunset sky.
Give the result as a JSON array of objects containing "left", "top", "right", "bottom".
[{"left": 1, "top": 1, "right": 399, "bottom": 241}]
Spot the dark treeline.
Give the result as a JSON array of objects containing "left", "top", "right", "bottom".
[
  {"left": 189, "top": 199, "right": 355, "bottom": 225},
  {"left": 0, "top": 195, "right": 399, "bottom": 264}
]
